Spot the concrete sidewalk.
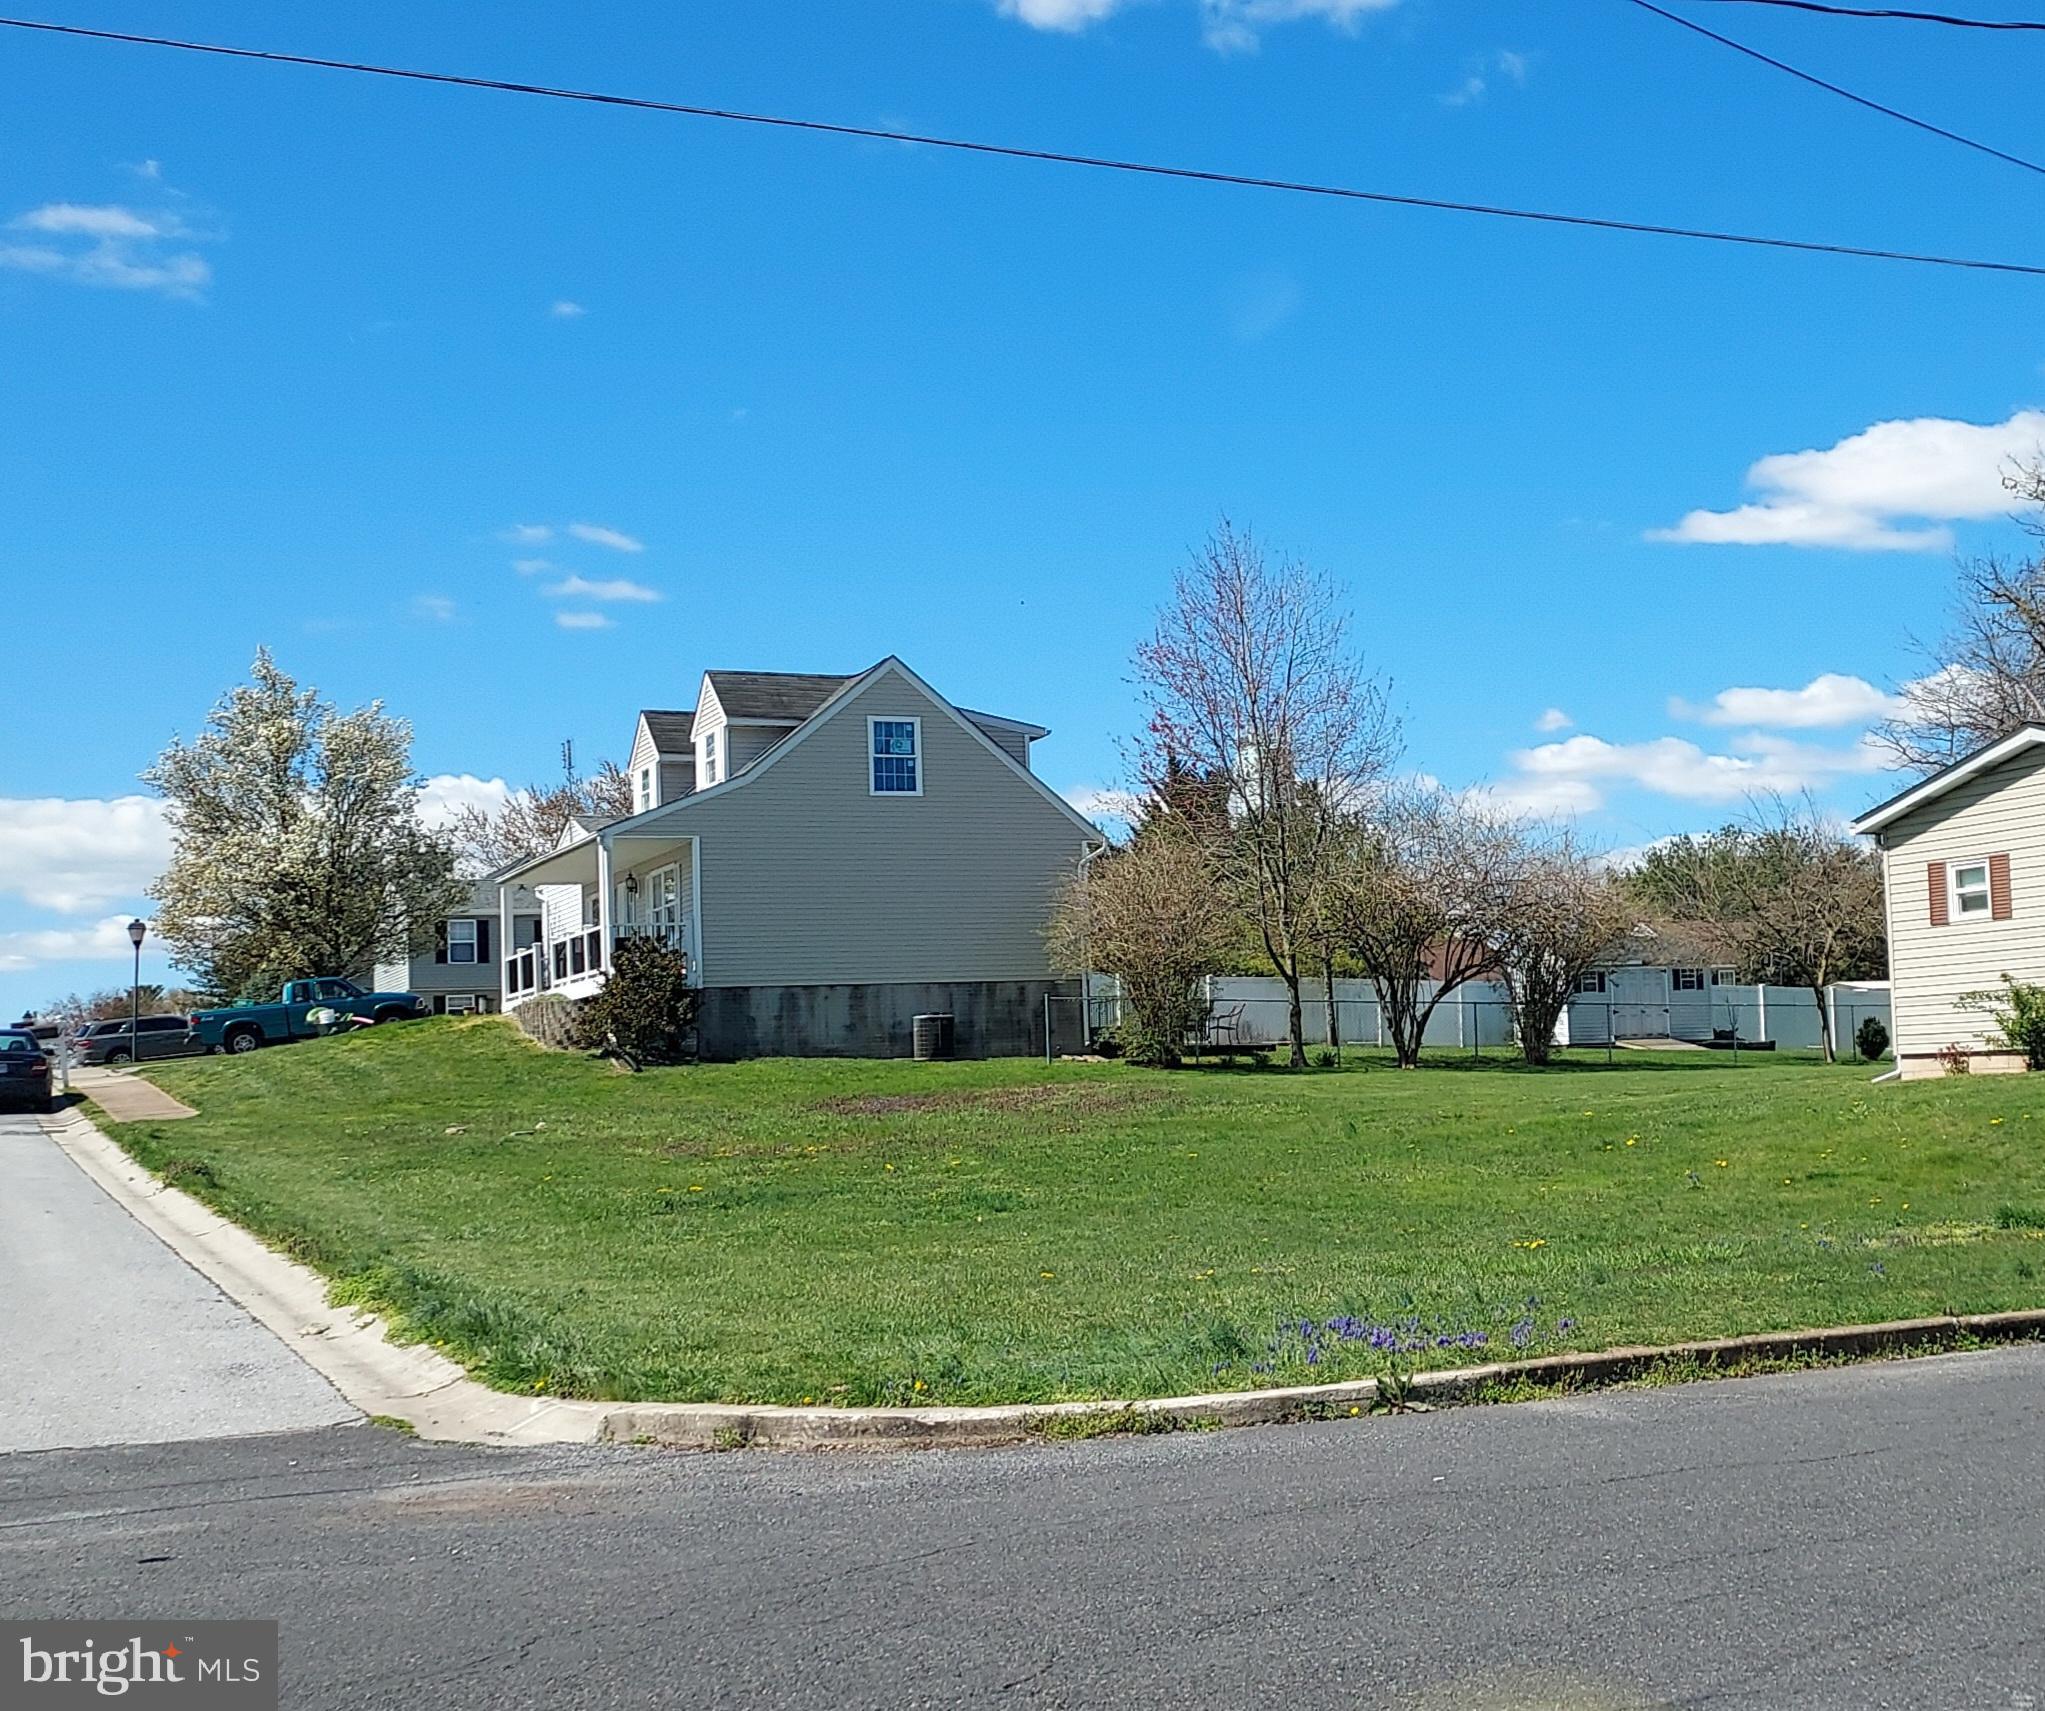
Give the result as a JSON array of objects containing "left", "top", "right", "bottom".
[
  {"left": 69, "top": 1063, "right": 197, "bottom": 1120},
  {"left": 0, "top": 1111, "right": 354, "bottom": 1452}
]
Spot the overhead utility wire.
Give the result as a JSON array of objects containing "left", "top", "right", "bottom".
[
  {"left": 1689, "top": 0, "right": 2045, "bottom": 31},
  {"left": 1623, "top": 0, "right": 2045, "bottom": 177},
  {"left": 2, "top": 14, "right": 2044, "bottom": 278}
]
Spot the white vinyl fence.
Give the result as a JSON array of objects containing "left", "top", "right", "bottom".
[{"left": 1079, "top": 974, "right": 1892, "bottom": 1058}]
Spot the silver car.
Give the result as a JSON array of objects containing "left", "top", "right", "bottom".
[{"left": 70, "top": 1014, "right": 201, "bottom": 1066}]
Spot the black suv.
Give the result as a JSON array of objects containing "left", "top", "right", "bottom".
[{"left": 0, "top": 1029, "right": 53, "bottom": 1112}]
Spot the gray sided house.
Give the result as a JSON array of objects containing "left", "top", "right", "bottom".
[
  {"left": 374, "top": 875, "right": 544, "bottom": 1015},
  {"left": 496, "top": 658, "right": 1104, "bottom": 1058}
]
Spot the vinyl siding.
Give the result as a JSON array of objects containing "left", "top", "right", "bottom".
[
  {"left": 725, "top": 721, "right": 795, "bottom": 775},
  {"left": 657, "top": 756, "right": 694, "bottom": 802},
  {"left": 969, "top": 723, "right": 1032, "bottom": 769},
  {"left": 1879, "top": 745, "right": 2045, "bottom": 1057},
  {"left": 613, "top": 664, "right": 1093, "bottom": 986}
]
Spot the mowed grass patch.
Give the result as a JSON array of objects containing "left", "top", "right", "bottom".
[{"left": 102, "top": 1017, "right": 2045, "bottom": 1406}]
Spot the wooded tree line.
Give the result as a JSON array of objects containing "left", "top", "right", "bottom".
[{"left": 1052, "top": 522, "right": 1888, "bottom": 1069}]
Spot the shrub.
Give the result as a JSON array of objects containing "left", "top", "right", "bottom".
[
  {"left": 1963, "top": 975, "right": 2045, "bottom": 1069},
  {"left": 1854, "top": 1016, "right": 1890, "bottom": 1062},
  {"left": 573, "top": 937, "right": 698, "bottom": 1067}
]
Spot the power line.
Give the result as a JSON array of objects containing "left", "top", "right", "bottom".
[
  {"left": 3, "top": 14, "right": 2043, "bottom": 278},
  {"left": 1623, "top": 0, "right": 2045, "bottom": 177},
  {"left": 1689, "top": 0, "right": 2045, "bottom": 30}
]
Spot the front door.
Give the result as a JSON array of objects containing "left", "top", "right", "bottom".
[{"left": 1608, "top": 967, "right": 1669, "bottom": 1038}]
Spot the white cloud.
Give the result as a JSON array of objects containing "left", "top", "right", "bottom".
[
  {"left": 1438, "top": 49, "right": 1531, "bottom": 107},
  {"left": 999, "top": 0, "right": 1121, "bottom": 28},
  {"left": 512, "top": 558, "right": 552, "bottom": 576},
  {"left": 565, "top": 522, "right": 645, "bottom": 553},
  {"left": 1651, "top": 409, "right": 2045, "bottom": 552},
  {"left": 555, "top": 611, "right": 615, "bottom": 631},
  {"left": 412, "top": 594, "right": 457, "bottom": 622},
  {"left": 1063, "top": 785, "right": 1141, "bottom": 829},
  {"left": 996, "top": 0, "right": 1398, "bottom": 48},
  {"left": 0, "top": 914, "right": 154, "bottom": 974},
  {"left": 1506, "top": 730, "right": 1889, "bottom": 811},
  {"left": 0, "top": 796, "right": 170, "bottom": 913},
  {"left": 542, "top": 575, "right": 661, "bottom": 604},
  {"left": 1534, "top": 707, "right": 1573, "bottom": 733},
  {"left": 550, "top": 299, "right": 586, "bottom": 318},
  {"left": 500, "top": 523, "right": 553, "bottom": 545},
  {"left": 415, "top": 773, "right": 512, "bottom": 831},
  {"left": 2, "top": 201, "right": 214, "bottom": 300},
  {"left": 1201, "top": 0, "right": 1400, "bottom": 51},
  {"left": 1670, "top": 672, "right": 1902, "bottom": 730}
]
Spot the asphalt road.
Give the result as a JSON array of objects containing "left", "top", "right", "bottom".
[
  {"left": 5, "top": 1345, "right": 2044, "bottom": 1709},
  {"left": 0, "top": 1113, "right": 354, "bottom": 1451}
]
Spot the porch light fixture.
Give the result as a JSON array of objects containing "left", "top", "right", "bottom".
[{"left": 624, "top": 874, "right": 639, "bottom": 897}]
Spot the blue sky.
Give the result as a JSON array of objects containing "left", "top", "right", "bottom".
[{"left": 4, "top": 0, "right": 2044, "bottom": 1014}]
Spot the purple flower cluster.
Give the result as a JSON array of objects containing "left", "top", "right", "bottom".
[{"left": 1232, "top": 1298, "right": 1580, "bottom": 1380}]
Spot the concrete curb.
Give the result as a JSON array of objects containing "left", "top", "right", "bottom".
[{"left": 47, "top": 1108, "right": 2045, "bottom": 1451}]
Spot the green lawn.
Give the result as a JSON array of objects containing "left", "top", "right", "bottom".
[{"left": 96, "top": 1017, "right": 2045, "bottom": 1407}]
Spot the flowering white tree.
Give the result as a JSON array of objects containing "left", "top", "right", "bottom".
[{"left": 145, "top": 651, "right": 465, "bottom": 1000}]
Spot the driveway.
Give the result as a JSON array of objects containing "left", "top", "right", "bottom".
[{"left": 0, "top": 1112, "right": 356, "bottom": 1453}]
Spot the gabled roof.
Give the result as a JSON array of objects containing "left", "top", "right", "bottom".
[
  {"left": 703, "top": 671, "right": 850, "bottom": 723},
  {"left": 1851, "top": 724, "right": 2045, "bottom": 835},
  {"left": 637, "top": 709, "right": 695, "bottom": 753}
]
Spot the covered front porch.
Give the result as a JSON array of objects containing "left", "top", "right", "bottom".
[{"left": 497, "top": 828, "right": 701, "bottom": 1011}]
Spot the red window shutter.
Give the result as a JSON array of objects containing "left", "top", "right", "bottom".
[
  {"left": 1928, "top": 861, "right": 1949, "bottom": 927},
  {"left": 1991, "top": 852, "right": 2014, "bottom": 920}
]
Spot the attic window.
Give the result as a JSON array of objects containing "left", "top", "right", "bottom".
[
  {"left": 870, "top": 718, "right": 921, "bottom": 795},
  {"left": 703, "top": 729, "right": 719, "bottom": 787},
  {"left": 638, "top": 768, "right": 651, "bottom": 812}
]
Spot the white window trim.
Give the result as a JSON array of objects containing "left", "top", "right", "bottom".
[
  {"left": 447, "top": 917, "right": 479, "bottom": 965},
  {"left": 1672, "top": 967, "right": 1706, "bottom": 992},
  {"left": 1950, "top": 856, "right": 1994, "bottom": 921},
  {"left": 868, "top": 715, "right": 924, "bottom": 797},
  {"left": 638, "top": 767, "right": 652, "bottom": 812},
  {"left": 702, "top": 728, "right": 720, "bottom": 788},
  {"left": 1575, "top": 971, "right": 1607, "bottom": 994}
]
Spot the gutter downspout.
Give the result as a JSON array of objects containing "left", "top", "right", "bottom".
[{"left": 1077, "top": 839, "right": 1107, "bottom": 1042}]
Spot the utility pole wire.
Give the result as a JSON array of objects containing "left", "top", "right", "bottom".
[
  {"left": 3, "top": 14, "right": 2044, "bottom": 278},
  {"left": 1624, "top": 0, "right": 2045, "bottom": 177},
  {"left": 1689, "top": 0, "right": 2045, "bottom": 30}
]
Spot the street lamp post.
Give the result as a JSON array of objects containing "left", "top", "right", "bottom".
[{"left": 127, "top": 919, "right": 146, "bottom": 1067}]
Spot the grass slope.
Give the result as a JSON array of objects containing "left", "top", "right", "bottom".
[{"left": 101, "top": 1018, "right": 2045, "bottom": 1406}]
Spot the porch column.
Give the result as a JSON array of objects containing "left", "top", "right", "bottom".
[
  {"left": 597, "top": 836, "right": 617, "bottom": 973},
  {"left": 686, "top": 835, "right": 703, "bottom": 985},
  {"left": 498, "top": 882, "right": 515, "bottom": 1010}
]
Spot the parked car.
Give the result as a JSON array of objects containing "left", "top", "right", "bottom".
[
  {"left": 71, "top": 1014, "right": 202, "bottom": 1067},
  {"left": 190, "top": 978, "right": 428, "bottom": 1056},
  {"left": 0, "top": 1028, "right": 54, "bottom": 1111}
]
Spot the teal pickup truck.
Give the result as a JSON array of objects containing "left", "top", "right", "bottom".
[{"left": 191, "top": 978, "right": 429, "bottom": 1055}]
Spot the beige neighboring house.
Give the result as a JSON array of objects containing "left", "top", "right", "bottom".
[
  {"left": 1853, "top": 725, "right": 2045, "bottom": 1077},
  {"left": 495, "top": 657, "right": 1104, "bottom": 1059}
]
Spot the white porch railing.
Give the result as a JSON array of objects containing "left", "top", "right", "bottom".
[{"left": 503, "top": 921, "right": 691, "bottom": 1007}]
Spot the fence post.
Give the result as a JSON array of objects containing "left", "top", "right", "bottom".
[
  {"left": 1044, "top": 994, "right": 1053, "bottom": 1066},
  {"left": 1756, "top": 984, "right": 1766, "bottom": 1048}
]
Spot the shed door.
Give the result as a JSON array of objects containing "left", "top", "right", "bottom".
[{"left": 1608, "top": 968, "right": 1668, "bottom": 1039}]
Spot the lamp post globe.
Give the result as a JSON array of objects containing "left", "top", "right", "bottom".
[{"left": 126, "top": 919, "right": 146, "bottom": 1065}]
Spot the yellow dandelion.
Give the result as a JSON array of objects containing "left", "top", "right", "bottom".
[
  {"left": 913, "top": 1379, "right": 925, "bottom": 1391},
  {"left": 1039, "top": 1269, "right": 1055, "bottom": 1279},
  {"left": 1992, "top": 1118, "right": 2006, "bottom": 1127},
  {"left": 884, "top": 1163, "right": 896, "bottom": 1172},
  {"left": 1715, "top": 1159, "right": 1729, "bottom": 1168},
  {"left": 1625, "top": 1138, "right": 1638, "bottom": 1148}
]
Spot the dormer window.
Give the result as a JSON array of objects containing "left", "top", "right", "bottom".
[
  {"left": 870, "top": 718, "right": 921, "bottom": 795},
  {"left": 637, "top": 767, "right": 652, "bottom": 812},
  {"left": 703, "top": 729, "right": 719, "bottom": 787}
]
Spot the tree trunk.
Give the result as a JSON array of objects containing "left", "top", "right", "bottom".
[
  {"left": 1517, "top": 996, "right": 1558, "bottom": 1066},
  {"left": 1283, "top": 964, "right": 1307, "bottom": 1068},
  {"left": 1813, "top": 982, "right": 1835, "bottom": 1062},
  {"left": 1323, "top": 955, "right": 1339, "bottom": 1059}
]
